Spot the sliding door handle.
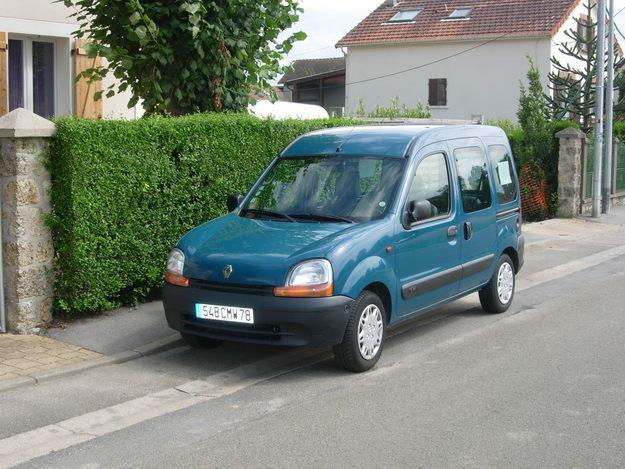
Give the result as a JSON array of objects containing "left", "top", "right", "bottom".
[{"left": 464, "top": 222, "right": 473, "bottom": 240}]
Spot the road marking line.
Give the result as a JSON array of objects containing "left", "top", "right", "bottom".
[
  {"left": 2, "top": 243, "right": 625, "bottom": 468},
  {"left": 517, "top": 244, "right": 625, "bottom": 292},
  {"left": 0, "top": 348, "right": 325, "bottom": 469}
]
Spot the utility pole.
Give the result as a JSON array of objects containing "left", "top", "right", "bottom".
[
  {"left": 602, "top": 0, "right": 615, "bottom": 214},
  {"left": 592, "top": 0, "right": 606, "bottom": 218}
]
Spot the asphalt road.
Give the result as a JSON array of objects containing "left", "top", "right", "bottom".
[{"left": 1, "top": 214, "right": 625, "bottom": 468}]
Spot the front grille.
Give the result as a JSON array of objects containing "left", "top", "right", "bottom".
[
  {"left": 188, "top": 279, "right": 274, "bottom": 296},
  {"left": 181, "top": 314, "right": 292, "bottom": 343}
]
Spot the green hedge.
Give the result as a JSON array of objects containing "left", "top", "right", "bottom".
[
  {"left": 49, "top": 114, "right": 359, "bottom": 315},
  {"left": 613, "top": 121, "right": 625, "bottom": 142}
]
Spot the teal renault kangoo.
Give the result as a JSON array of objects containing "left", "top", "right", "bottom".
[{"left": 164, "top": 125, "right": 524, "bottom": 372}]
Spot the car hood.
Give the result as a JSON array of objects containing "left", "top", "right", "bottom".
[{"left": 179, "top": 213, "right": 371, "bottom": 286}]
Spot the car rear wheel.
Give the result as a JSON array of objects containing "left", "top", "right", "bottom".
[
  {"left": 479, "top": 254, "right": 515, "bottom": 314},
  {"left": 333, "top": 291, "right": 386, "bottom": 372},
  {"left": 180, "top": 332, "right": 223, "bottom": 349}
]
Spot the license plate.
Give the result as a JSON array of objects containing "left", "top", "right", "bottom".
[{"left": 195, "top": 303, "right": 254, "bottom": 324}]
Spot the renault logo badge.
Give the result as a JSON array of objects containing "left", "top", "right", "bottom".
[{"left": 223, "top": 265, "right": 233, "bottom": 279}]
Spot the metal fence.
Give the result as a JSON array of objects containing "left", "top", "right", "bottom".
[
  {"left": 584, "top": 138, "right": 625, "bottom": 200},
  {"left": 616, "top": 142, "right": 625, "bottom": 193},
  {"left": 584, "top": 140, "right": 595, "bottom": 199}
]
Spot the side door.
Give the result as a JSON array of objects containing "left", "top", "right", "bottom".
[
  {"left": 447, "top": 138, "right": 498, "bottom": 292},
  {"left": 394, "top": 146, "right": 462, "bottom": 317}
]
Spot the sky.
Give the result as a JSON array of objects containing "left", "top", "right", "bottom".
[
  {"left": 281, "top": 0, "right": 625, "bottom": 65},
  {"left": 281, "top": 0, "right": 381, "bottom": 62}
]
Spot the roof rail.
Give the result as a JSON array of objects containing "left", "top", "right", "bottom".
[{"left": 352, "top": 117, "right": 481, "bottom": 125}]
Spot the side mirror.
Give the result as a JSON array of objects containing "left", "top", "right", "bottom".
[
  {"left": 405, "top": 200, "right": 436, "bottom": 225},
  {"left": 227, "top": 194, "right": 244, "bottom": 211}
]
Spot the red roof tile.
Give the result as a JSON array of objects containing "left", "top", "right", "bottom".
[{"left": 337, "top": 0, "right": 581, "bottom": 47}]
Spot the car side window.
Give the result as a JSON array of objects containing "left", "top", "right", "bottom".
[
  {"left": 488, "top": 145, "right": 518, "bottom": 204},
  {"left": 405, "top": 152, "right": 451, "bottom": 223},
  {"left": 454, "top": 146, "right": 492, "bottom": 213}
]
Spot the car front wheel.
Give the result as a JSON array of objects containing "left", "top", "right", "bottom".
[{"left": 333, "top": 291, "right": 386, "bottom": 372}]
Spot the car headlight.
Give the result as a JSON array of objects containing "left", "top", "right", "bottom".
[
  {"left": 165, "top": 248, "right": 189, "bottom": 287},
  {"left": 274, "top": 259, "right": 333, "bottom": 297}
]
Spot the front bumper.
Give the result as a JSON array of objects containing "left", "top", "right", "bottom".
[{"left": 163, "top": 282, "right": 354, "bottom": 347}]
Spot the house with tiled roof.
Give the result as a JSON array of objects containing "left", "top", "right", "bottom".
[
  {"left": 279, "top": 58, "right": 346, "bottom": 116},
  {"left": 0, "top": 0, "right": 143, "bottom": 119},
  {"left": 337, "top": 0, "right": 588, "bottom": 121}
]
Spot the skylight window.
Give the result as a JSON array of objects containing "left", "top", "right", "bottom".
[
  {"left": 446, "top": 7, "right": 472, "bottom": 20},
  {"left": 388, "top": 9, "right": 422, "bottom": 23}
]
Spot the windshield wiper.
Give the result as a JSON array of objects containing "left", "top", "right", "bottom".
[
  {"left": 240, "top": 208, "right": 296, "bottom": 223},
  {"left": 288, "top": 213, "right": 355, "bottom": 224}
]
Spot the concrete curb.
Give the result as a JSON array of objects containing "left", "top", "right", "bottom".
[{"left": 0, "top": 333, "right": 182, "bottom": 393}]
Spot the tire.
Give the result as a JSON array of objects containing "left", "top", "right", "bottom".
[
  {"left": 181, "top": 332, "right": 224, "bottom": 349},
  {"left": 333, "top": 291, "right": 387, "bottom": 373},
  {"left": 479, "top": 254, "right": 516, "bottom": 314}
]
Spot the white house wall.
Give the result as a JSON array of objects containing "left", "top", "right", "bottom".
[
  {"left": 1, "top": 0, "right": 141, "bottom": 119},
  {"left": 345, "top": 37, "right": 552, "bottom": 122},
  {"left": 550, "top": 1, "right": 593, "bottom": 82}
]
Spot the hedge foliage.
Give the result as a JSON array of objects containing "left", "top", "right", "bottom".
[
  {"left": 613, "top": 121, "right": 625, "bottom": 142},
  {"left": 49, "top": 114, "right": 359, "bottom": 315}
]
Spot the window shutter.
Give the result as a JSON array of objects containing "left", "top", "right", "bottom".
[
  {"left": 439, "top": 79, "right": 447, "bottom": 106},
  {"left": 428, "top": 79, "right": 437, "bottom": 106},
  {"left": 74, "top": 38, "right": 102, "bottom": 119},
  {"left": 0, "top": 33, "right": 7, "bottom": 116}
]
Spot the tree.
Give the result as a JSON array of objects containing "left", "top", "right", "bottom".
[
  {"left": 547, "top": 1, "right": 597, "bottom": 132},
  {"left": 518, "top": 58, "right": 552, "bottom": 166},
  {"left": 64, "top": 0, "right": 306, "bottom": 115},
  {"left": 614, "top": 67, "right": 625, "bottom": 120},
  {"left": 547, "top": 1, "right": 623, "bottom": 133},
  {"left": 517, "top": 59, "right": 555, "bottom": 220}
]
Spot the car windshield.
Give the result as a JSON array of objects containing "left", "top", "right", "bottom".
[{"left": 241, "top": 156, "right": 405, "bottom": 223}]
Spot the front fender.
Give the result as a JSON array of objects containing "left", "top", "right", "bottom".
[{"left": 337, "top": 255, "right": 397, "bottom": 318}]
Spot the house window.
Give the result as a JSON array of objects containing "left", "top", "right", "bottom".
[
  {"left": 388, "top": 9, "right": 422, "bottom": 23},
  {"left": 428, "top": 78, "right": 447, "bottom": 106},
  {"left": 8, "top": 40, "right": 24, "bottom": 111},
  {"left": 577, "top": 14, "right": 594, "bottom": 53},
  {"left": 446, "top": 8, "right": 472, "bottom": 20},
  {"left": 8, "top": 37, "right": 56, "bottom": 118}
]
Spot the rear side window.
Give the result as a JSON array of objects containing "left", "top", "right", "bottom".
[
  {"left": 488, "top": 145, "right": 518, "bottom": 204},
  {"left": 454, "top": 146, "right": 492, "bottom": 213},
  {"left": 406, "top": 152, "right": 451, "bottom": 217}
]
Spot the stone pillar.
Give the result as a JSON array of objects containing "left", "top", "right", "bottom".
[
  {"left": 556, "top": 127, "right": 586, "bottom": 218},
  {"left": 0, "top": 109, "right": 56, "bottom": 333}
]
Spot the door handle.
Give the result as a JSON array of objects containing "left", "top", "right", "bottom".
[
  {"left": 447, "top": 226, "right": 458, "bottom": 238},
  {"left": 464, "top": 222, "right": 473, "bottom": 240}
]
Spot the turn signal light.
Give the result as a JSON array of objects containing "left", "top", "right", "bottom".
[
  {"left": 165, "top": 271, "right": 189, "bottom": 287},
  {"left": 273, "top": 282, "right": 333, "bottom": 298}
]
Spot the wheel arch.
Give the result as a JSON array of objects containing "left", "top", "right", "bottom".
[
  {"left": 501, "top": 246, "right": 519, "bottom": 272},
  {"left": 363, "top": 282, "right": 392, "bottom": 324}
]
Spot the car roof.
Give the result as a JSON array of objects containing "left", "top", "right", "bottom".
[{"left": 280, "top": 125, "right": 507, "bottom": 158}]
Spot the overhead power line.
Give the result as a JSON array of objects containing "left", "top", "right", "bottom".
[{"left": 344, "top": 31, "right": 514, "bottom": 87}]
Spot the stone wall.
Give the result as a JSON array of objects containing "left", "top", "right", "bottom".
[
  {"left": 556, "top": 128, "right": 585, "bottom": 218},
  {"left": 0, "top": 109, "right": 55, "bottom": 333}
]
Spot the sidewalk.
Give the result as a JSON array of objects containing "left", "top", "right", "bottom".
[
  {"left": 0, "top": 334, "right": 100, "bottom": 380},
  {"left": 1, "top": 206, "right": 624, "bottom": 390}
]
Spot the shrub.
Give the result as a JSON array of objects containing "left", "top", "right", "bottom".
[
  {"left": 485, "top": 118, "right": 520, "bottom": 136},
  {"left": 613, "top": 121, "right": 625, "bottom": 142},
  {"left": 49, "top": 114, "right": 360, "bottom": 315},
  {"left": 355, "top": 97, "right": 432, "bottom": 119}
]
